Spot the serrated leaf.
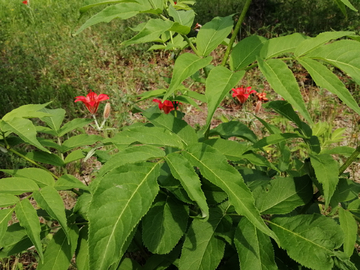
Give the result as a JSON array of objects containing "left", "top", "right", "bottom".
[
  {"left": 58, "top": 118, "right": 93, "bottom": 137},
  {"left": 253, "top": 175, "right": 313, "bottom": 214},
  {"left": 196, "top": 15, "right": 234, "bottom": 57},
  {"left": 1, "top": 117, "right": 49, "bottom": 153},
  {"left": 339, "top": 208, "right": 357, "bottom": 258},
  {"left": 141, "top": 106, "right": 198, "bottom": 146},
  {"left": 230, "top": 35, "right": 267, "bottom": 71},
  {"left": 75, "top": 226, "right": 89, "bottom": 270},
  {"left": 0, "top": 208, "right": 13, "bottom": 243},
  {"left": 107, "top": 126, "right": 183, "bottom": 149},
  {"left": 183, "top": 143, "right": 278, "bottom": 242},
  {"left": 122, "top": 19, "right": 174, "bottom": 46},
  {"left": 234, "top": 217, "right": 277, "bottom": 270},
  {"left": 32, "top": 186, "right": 70, "bottom": 243},
  {"left": 97, "top": 145, "right": 165, "bottom": 178},
  {"left": 62, "top": 134, "right": 103, "bottom": 152},
  {"left": 163, "top": 53, "right": 212, "bottom": 100},
  {"left": 270, "top": 214, "right": 344, "bottom": 270},
  {"left": 295, "top": 31, "right": 355, "bottom": 56},
  {"left": 142, "top": 194, "right": 188, "bottom": 254},
  {"left": 0, "top": 177, "right": 39, "bottom": 195},
  {"left": 0, "top": 194, "right": 19, "bottom": 207},
  {"left": 310, "top": 154, "right": 339, "bottom": 207},
  {"left": 0, "top": 223, "right": 50, "bottom": 259},
  {"left": 1, "top": 168, "right": 54, "bottom": 187},
  {"left": 39, "top": 108, "right": 66, "bottom": 133},
  {"left": 165, "top": 153, "right": 209, "bottom": 219},
  {"left": 209, "top": 121, "right": 257, "bottom": 142},
  {"left": 179, "top": 207, "right": 227, "bottom": 270},
  {"left": 299, "top": 57, "right": 360, "bottom": 115},
  {"left": 205, "top": 66, "right": 245, "bottom": 132},
  {"left": 75, "top": 2, "right": 145, "bottom": 35},
  {"left": 330, "top": 179, "right": 360, "bottom": 207},
  {"left": 307, "top": 39, "right": 360, "bottom": 85},
  {"left": 168, "top": 4, "right": 195, "bottom": 28},
  {"left": 203, "top": 138, "right": 249, "bottom": 161},
  {"left": 37, "top": 226, "right": 79, "bottom": 270},
  {"left": 15, "top": 198, "right": 44, "bottom": 261},
  {"left": 258, "top": 58, "right": 312, "bottom": 124},
  {"left": 260, "top": 33, "right": 307, "bottom": 59},
  {"left": 88, "top": 162, "right": 160, "bottom": 270},
  {"left": 54, "top": 174, "right": 89, "bottom": 191}
]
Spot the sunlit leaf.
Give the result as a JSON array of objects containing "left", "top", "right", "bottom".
[{"left": 339, "top": 208, "right": 357, "bottom": 258}]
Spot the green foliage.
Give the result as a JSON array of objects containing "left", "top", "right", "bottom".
[{"left": 0, "top": 1, "right": 360, "bottom": 270}]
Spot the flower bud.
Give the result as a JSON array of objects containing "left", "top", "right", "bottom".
[{"left": 103, "top": 102, "right": 111, "bottom": 120}]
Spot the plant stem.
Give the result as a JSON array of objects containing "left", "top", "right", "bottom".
[
  {"left": 221, "top": 0, "right": 253, "bottom": 66},
  {"left": 183, "top": 35, "right": 201, "bottom": 57},
  {"left": 92, "top": 114, "right": 101, "bottom": 130},
  {"left": 339, "top": 145, "right": 360, "bottom": 175}
]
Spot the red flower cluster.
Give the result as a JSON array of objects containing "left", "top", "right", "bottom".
[
  {"left": 153, "top": 99, "right": 179, "bottom": 114},
  {"left": 22, "top": 0, "right": 28, "bottom": 4},
  {"left": 232, "top": 86, "right": 257, "bottom": 104},
  {"left": 75, "top": 90, "right": 109, "bottom": 114}
]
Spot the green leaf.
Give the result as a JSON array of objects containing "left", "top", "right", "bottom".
[
  {"left": 234, "top": 217, "right": 277, "bottom": 270},
  {"left": 179, "top": 207, "right": 227, "bottom": 270},
  {"left": 299, "top": 57, "right": 360, "bottom": 115},
  {"left": 310, "top": 154, "right": 339, "bottom": 207},
  {"left": 62, "top": 134, "right": 103, "bottom": 152},
  {"left": 33, "top": 186, "right": 71, "bottom": 243},
  {"left": 241, "top": 152, "right": 280, "bottom": 172},
  {"left": 0, "top": 177, "right": 39, "bottom": 195},
  {"left": 75, "top": 226, "right": 89, "bottom": 270},
  {"left": 307, "top": 40, "right": 360, "bottom": 85},
  {"left": 230, "top": 35, "right": 267, "bottom": 71},
  {"left": 330, "top": 179, "right": 360, "bottom": 207},
  {"left": 39, "top": 108, "right": 66, "bottom": 133},
  {"left": 37, "top": 226, "right": 79, "bottom": 270},
  {"left": 0, "top": 223, "right": 50, "bottom": 259},
  {"left": 168, "top": 5, "right": 195, "bottom": 28},
  {"left": 269, "top": 214, "right": 344, "bottom": 270},
  {"left": 2, "top": 103, "right": 51, "bottom": 121},
  {"left": 196, "top": 15, "right": 234, "bottom": 57},
  {"left": 25, "top": 151, "right": 65, "bottom": 167},
  {"left": 64, "top": 149, "right": 85, "bottom": 164},
  {"left": 253, "top": 175, "right": 313, "bottom": 214},
  {"left": 15, "top": 198, "right": 44, "bottom": 261},
  {"left": 339, "top": 208, "right": 357, "bottom": 258},
  {"left": 253, "top": 133, "right": 303, "bottom": 148},
  {"left": 337, "top": 0, "right": 358, "bottom": 11},
  {"left": 163, "top": 53, "right": 212, "bottom": 100},
  {"left": 54, "top": 174, "right": 89, "bottom": 191},
  {"left": 1, "top": 168, "right": 54, "bottom": 187},
  {"left": 183, "top": 143, "right": 278, "bottom": 242},
  {"left": 264, "top": 100, "right": 312, "bottom": 137},
  {"left": 209, "top": 121, "right": 258, "bottom": 143},
  {"left": 203, "top": 138, "right": 250, "bottom": 161},
  {"left": 75, "top": 2, "right": 145, "bottom": 35},
  {"left": 88, "top": 162, "right": 160, "bottom": 270},
  {"left": 58, "top": 118, "right": 93, "bottom": 137},
  {"left": 122, "top": 19, "right": 174, "bottom": 46},
  {"left": 295, "top": 31, "right": 355, "bottom": 56},
  {"left": 142, "top": 194, "right": 188, "bottom": 254},
  {"left": 0, "top": 194, "right": 19, "bottom": 207},
  {"left": 1, "top": 117, "right": 49, "bottom": 153},
  {"left": 257, "top": 58, "right": 312, "bottom": 124},
  {"left": 0, "top": 208, "right": 14, "bottom": 243},
  {"left": 165, "top": 153, "right": 209, "bottom": 219},
  {"left": 205, "top": 66, "right": 245, "bottom": 132},
  {"left": 260, "top": 33, "right": 307, "bottom": 59},
  {"left": 117, "top": 258, "right": 142, "bottom": 270},
  {"left": 107, "top": 126, "right": 183, "bottom": 149},
  {"left": 142, "top": 106, "right": 198, "bottom": 146}
]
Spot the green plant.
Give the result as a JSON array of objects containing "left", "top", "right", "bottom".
[{"left": 1, "top": 0, "right": 360, "bottom": 270}]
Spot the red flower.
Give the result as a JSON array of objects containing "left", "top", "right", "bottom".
[
  {"left": 232, "top": 86, "right": 257, "bottom": 104},
  {"left": 256, "top": 92, "right": 268, "bottom": 102},
  {"left": 75, "top": 90, "right": 109, "bottom": 114},
  {"left": 174, "top": 1, "right": 177, "bottom": 4},
  {"left": 22, "top": 0, "right": 28, "bottom": 4},
  {"left": 153, "top": 99, "right": 179, "bottom": 114}
]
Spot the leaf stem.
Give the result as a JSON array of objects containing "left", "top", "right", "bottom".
[
  {"left": 338, "top": 145, "right": 360, "bottom": 175},
  {"left": 183, "top": 35, "right": 201, "bottom": 57},
  {"left": 221, "top": 0, "right": 253, "bottom": 66}
]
